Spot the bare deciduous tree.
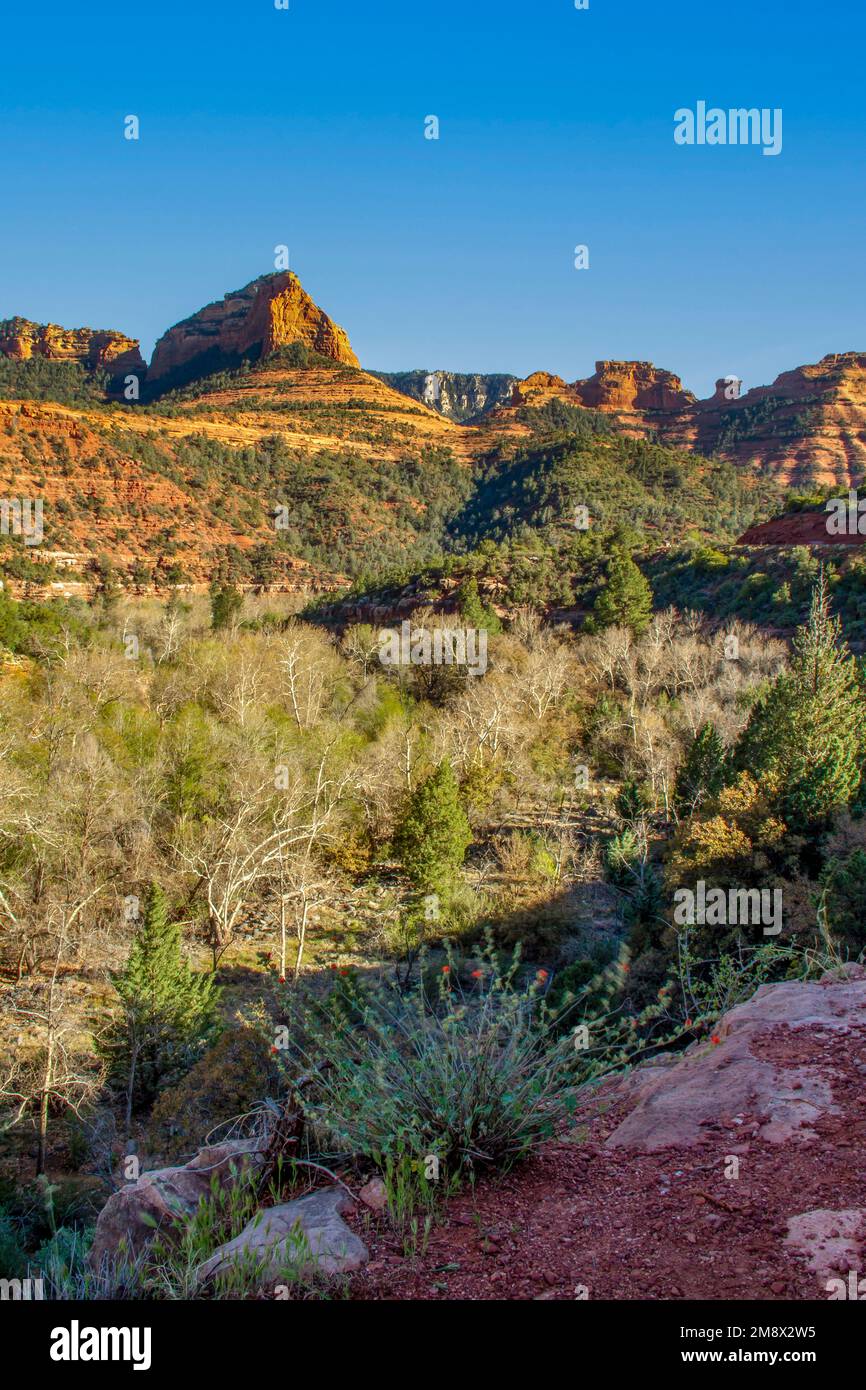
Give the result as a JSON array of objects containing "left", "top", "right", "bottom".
[
  {"left": 179, "top": 748, "right": 355, "bottom": 969},
  {"left": 1, "top": 889, "right": 106, "bottom": 1174}
]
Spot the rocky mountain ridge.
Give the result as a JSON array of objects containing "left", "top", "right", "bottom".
[
  {"left": 496, "top": 354, "right": 866, "bottom": 487},
  {"left": 2, "top": 272, "right": 866, "bottom": 486}
]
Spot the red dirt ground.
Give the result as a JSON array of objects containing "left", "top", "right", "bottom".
[{"left": 347, "top": 1022, "right": 866, "bottom": 1301}]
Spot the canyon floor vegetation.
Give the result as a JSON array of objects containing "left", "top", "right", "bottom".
[{"left": 0, "top": 564, "right": 863, "bottom": 1297}]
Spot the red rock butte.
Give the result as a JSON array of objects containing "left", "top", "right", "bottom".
[
  {"left": 573, "top": 360, "right": 696, "bottom": 413},
  {"left": 147, "top": 271, "right": 359, "bottom": 381}
]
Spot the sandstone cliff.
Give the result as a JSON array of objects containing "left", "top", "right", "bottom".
[
  {"left": 147, "top": 271, "right": 359, "bottom": 387},
  {"left": 573, "top": 359, "right": 696, "bottom": 414},
  {"left": 687, "top": 352, "right": 866, "bottom": 487},
  {"left": 737, "top": 506, "right": 866, "bottom": 548},
  {"left": 0, "top": 316, "right": 145, "bottom": 376},
  {"left": 505, "top": 362, "right": 694, "bottom": 416},
  {"left": 495, "top": 353, "right": 866, "bottom": 486},
  {"left": 5, "top": 275, "right": 866, "bottom": 487}
]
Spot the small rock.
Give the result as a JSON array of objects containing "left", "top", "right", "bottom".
[
  {"left": 358, "top": 1177, "right": 388, "bottom": 1213},
  {"left": 197, "top": 1186, "right": 368, "bottom": 1289},
  {"left": 90, "top": 1140, "right": 264, "bottom": 1269}
]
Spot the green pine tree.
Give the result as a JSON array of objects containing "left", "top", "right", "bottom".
[
  {"left": 457, "top": 574, "right": 502, "bottom": 634},
  {"left": 616, "top": 779, "right": 652, "bottom": 822},
  {"left": 210, "top": 581, "right": 243, "bottom": 631},
  {"left": 101, "top": 883, "right": 220, "bottom": 1129},
  {"left": 590, "top": 549, "right": 653, "bottom": 636},
  {"left": 394, "top": 759, "right": 472, "bottom": 895},
  {"left": 820, "top": 848, "right": 866, "bottom": 955},
  {"left": 735, "top": 572, "right": 865, "bottom": 832},
  {"left": 675, "top": 723, "right": 729, "bottom": 818}
]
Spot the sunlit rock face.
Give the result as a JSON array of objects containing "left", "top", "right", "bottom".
[
  {"left": 0, "top": 316, "right": 146, "bottom": 377},
  {"left": 148, "top": 271, "right": 359, "bottom": 386}
]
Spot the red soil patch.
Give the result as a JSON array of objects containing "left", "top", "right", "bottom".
[
  {"left": 737, "top": 512, "right": 865, "bottom": 547},
  {"left": 348, "top": 1022, "right": 866, "bottom": 1301}
]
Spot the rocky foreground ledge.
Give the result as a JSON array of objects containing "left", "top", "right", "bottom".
[
  {"left": 90, "top": 965, "right": 866, "bottom": 1299},
  {"left": 357, "top": 964, "right": 866, "bottom": 1300},
  {"left": 90, "top": 1140, "right": 368, "bottom": 1284}
]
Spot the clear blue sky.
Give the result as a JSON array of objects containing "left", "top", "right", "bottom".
[{"left": 0, "top": 0, "right": 863, "bottom": 397}]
